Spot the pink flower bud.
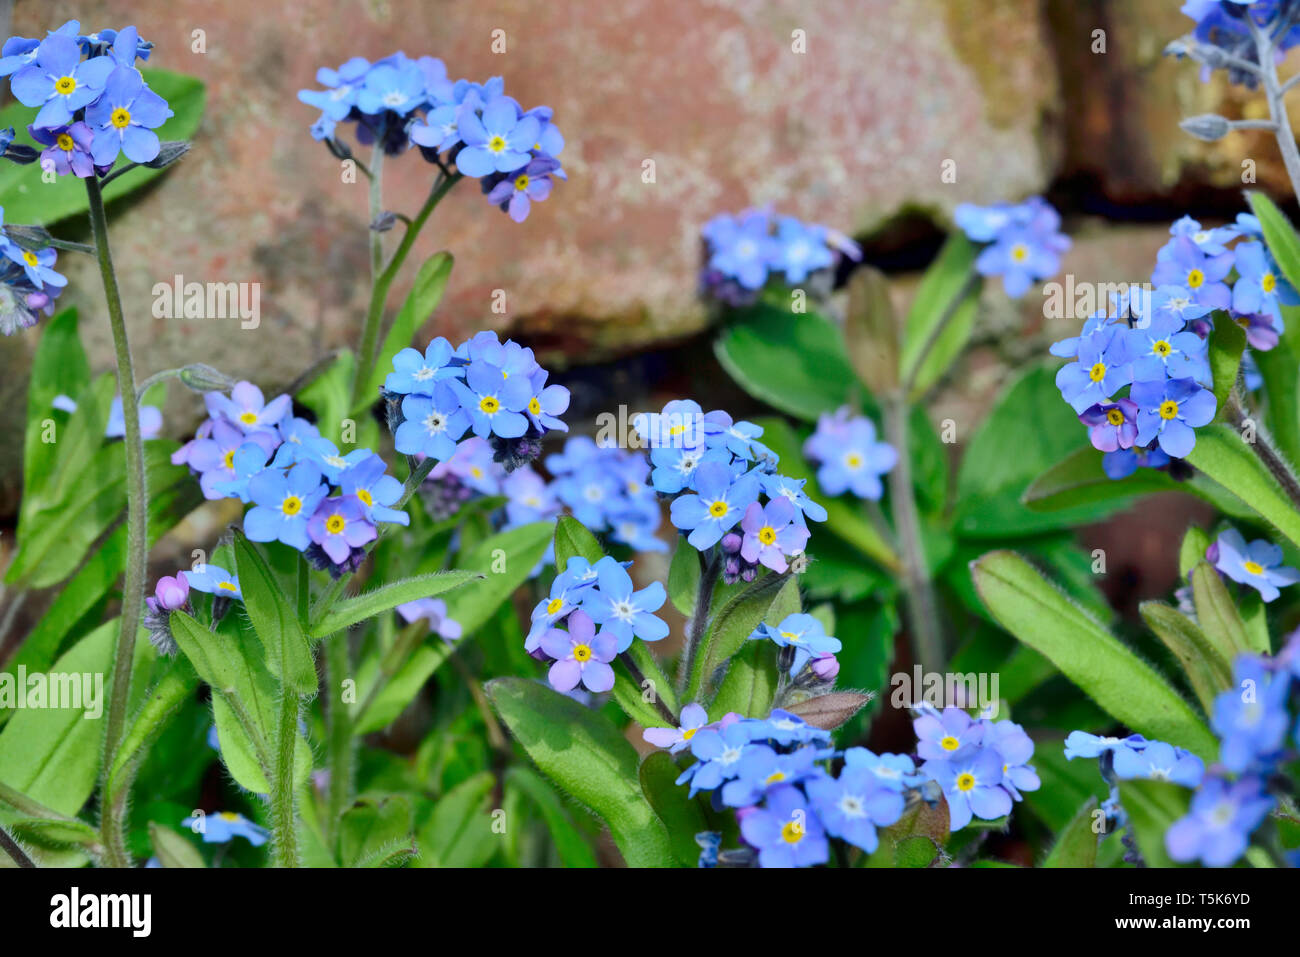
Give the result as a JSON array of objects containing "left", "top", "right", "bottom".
[
  {"left": 811, "top": 653, "right": 839, "bottom": 680},
  {"left": 154, "top": 573, "right": 190, "bottom": 611}
]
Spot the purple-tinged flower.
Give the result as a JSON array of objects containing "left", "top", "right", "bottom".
[
  {"left": 430, "top": 435, "right": 502, "bottom": 495},
  {"left": 740, "top": 785, "right": 830, "bottom": 868},
  {"left": 1236, "top": 311, "right": 1284, "bottom": 352},
  {"left": 396, "top": 598, "right": 462, "bottom": 643},
  {"left": 739, "top": 498, "right": 809, "bottom": 573},
  {"left": 1131, "top": 377, "right": 1216, "bottom": 458},
  {"left": 456, "top": 96, "right": 539, "bottom": 177},
  {"left": 307, "top": 496, "right": 377, "bottom": 565},
  {"left": 339, "top": 452, "right": 409, "bottom": 526},
  {"left": 540, "top": 609, "right": 615, "bottom": 693},
  {"left": 209, "top": 381, "right": 292, "bottom": 434},
  {"left": 188, "top": 420, "right": 278, "bottom": 500},
  {"left": 1165, "top": 775, "right": 1273, "bottom": 867},
  {"left": 244, "top": 462, "right": 328, "bottom": 551},
  {"left": 150, "top": 573, "right": 190, "bottom": 612},
  {"left": 10, "top": 33, "right": 114, "bottom": 128},
  {"left": 1210, "top": 527, "right": 1300, "bottom": 603},
  {"left": 643, "top": 703, "right": 710, "bottom": 754},
  {"left": 923, "top": 747, "right": 1010, "bottom": 830},
  {"left": 805, "top": 764, "right": 904, "bottom": 853},
  {"left": 914, "top": 706, "right": 984, "bottom": 761},
  {"left": 986, "top": 720, "right": 1041, "bottom": 798},
  {"left": 84, "top": 66, "right": 173, "bottom": 166},
  {"left": 1055, "top": 324, "right": 1132, "bottom": 414},
  {"left": 1079, "top": 399, "right": 1138, "bottom": 453},
  {"left": 29, "top": 121, "right": 94, "bottom": 177},
  {"left": 485, "top": 155, "right": 561, "bottom": 223},
  {"left": 668, "top": 461, "right": 761, "bottom": 550},
  {"left": 1151, "top": 236, "right": 1232, "bottom": 311},
  {"left": 581, "top": 556, "right": 669, "bottom": 652}
]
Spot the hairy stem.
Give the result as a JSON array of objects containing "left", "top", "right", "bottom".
[
  {"left": 87, "top": 175, "right": 147, "bottom": 869},
  {"left": 678, "top": 550, "right": 721, "bottom": 697},
  {"left": 271, "top": 689, "right": 301, "bottom": 868},
  {"left": 325, "top": 632, "right": 353, "bottom": 847},
  {"left": 1250, "top": 16, "right": 1300, "bottom": 200},
  {"left": 0, "top": 825, "right": 34, "bottom": 868},
  {"left": 882, "top": 392, "right": 944, "bottom": 673},
  {"left": 619, "top": 652, "right": 679, "bottom": 725}
]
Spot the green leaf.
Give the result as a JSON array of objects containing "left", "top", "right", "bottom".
[
  {"left": 234, "top": 534, "right": 317, "bottom": 694},
  {"left": 352, "top": 639, "right": 454, "bottom": 734},
  {"left": 714, "top": 305, "right": 856, "bottom": 421},
  {"left": 105, "top": 663, "right": 199, "bottom": 812},
  {"left": 901, "top": 233, "right": 979, "bottom": 393},
  {"left": 10, "top": 817, "right": 100, "bottom": 849},
  {"left": 554, "top": 514, "right": 604, "bottom": 569},
  {"left": 343, "top": 795, "right": 416, "bottom": 868},
  {"left": 1023, "top": 445, "right": 1179, "bottom": 512},
  {"left": 1207, "top": 314, "right": 1246, "bottom": 418},
  {"left": 505, "top": 766, "right": 598, "bottom": 867},
  {"left": 148, "top": 823, "right": 206, "bottom": 868},
  {"left": 867, "top": 796, "right": 951, "bottom": 868},
  {"left": 843, "top": 266, "right": 900, "bottom": 394},
  {"left": 687, "top": 574, "right": 799, "bottom": 703},
  {"left": 20, "top": 310, "right": 89, "bottom": 515},
  {"left": 611, "top": 640, "right": 678, "bottom": 730},
  {"left": 441, "top": 522, "right": 555, "bottom": 635},
  {"left": 1139, "top": 601, "right": 1233, "bottom": 714},
  {"left": 416, "top": 774, "right": 498, "bottom": 868},
  {"left": 1118, "top": 780, "right": 1191, "bottom": 869},
  {"left": 1254, "top": 343, "right": 1300, "bottom": 466},
  {"left": 486, "top": 677, "right": 674, "bottom": 867},
  {"left": 971, "top": 551, "right": 1217, "bottom": 759},
  {"left": 0, "top": 70, "right": 205, "bottom": 224},
  {"left": 639, "top": 751, "right": 709, "bottom": 867},
  {"left": 709, "top": 639, "right": 779, "bottom": 720},
  {"left": 667, "top": 540, "right": 701, "bottom": 616},
  {"left": 1189, "top": 560, "right": 1252, "bottom": 659},
  {"left": 310, "top": 571, "right": 480, "bottom": 639},
  {"left": 297, "top": 350, "right": 356, "bottom": 443},
  {"left": 1247, "top": 191, "right": 1300, "bottom": 291},
  {"left": 1179, "top": 525, "right": 1211, "bottom": 578},
  {"left": 352, "top": 252, "right": 454, "bottom": 416},
  {"left": 1042, "top": 797, "right": 1099, "bottom": 868},
  {"left": 1185, "top": 424, "right": 1300, "bottom": 549}
]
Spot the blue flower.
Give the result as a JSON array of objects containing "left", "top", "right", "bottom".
[
  {"left": 339, "top": 452, "right": 409, "bottom": 526},
  {"left": 455, "top": 96, "right": 539, "bottom": 177},
  {"left": 678, "top": 721, "right": 752, "bottom": 796},
  {"left": 1210, "top": 528, "right": 1300, "bottom": 603},
  {"left": 914, "top": 706, "right": 984, "bottom": 761},
  {"left": 523, "top": 369, "right": 570, "bottom": 433},
  {"left": 758, "top": 613, "right": 841, "bottom": 675},
  {"left": 1233, "top": 240, "right": 1299, "bottom": 318},
  {"left": 843, "top": 748, "right": 923, "bottom": 791},
  {"left": 451, "top": 359, "right": 531, "bottom": 439},
  {"left": 1211, "top": 655, "right": 1292, "bottom": 771},
  {"left": 922, "top": 747, "right": 1010, "bottom": 830},
  {"left": 580, "top": 556, "right": 668, "bottom": 652},
  {"left": 385, "top": 337, "right": 460, "bottom": 395},
  {"left": 954, "top": 201, "right": 1024, "bottom": 242},
  {"left": 244, "top": 463, "right": 328, "bottom": 551},
  {"left": 485, "top": 155, "right": 562, "bottom": 223},
  {"left": 805, "top": 763, "right": 904, "bottom": 853},
  {"left": 182, "top": 811, "right": 268, "bottom": 846},
  {"left": 649, "top": 444, "right": 727, "bottom": 495},
  {"left": 185, "top": 563, "right": 242, "bottom": 601},
  {"left": 740, "top": 498, "right": 810, "bottom": 573},
  {"left": 1063, "top": 730, "right": 1148, "bottom": 760},
  {"left": 355, "top": 54, "right": 426, "bottom": 117},
  {"left": 84, "top": 66, "right": 173, "bottom": 166},
  {"left": 1055, "top": 324, "right": 1132, "bottom": 414},
  {"left": 3, "top": 243, "right": 66, "bottom": 290},
  {"left": 9, "top": 33, "right": 114, "bottom": 128},
  {"left": 701, "top": 209, "right": 774, "bottom": 290},
  {"left": 985, "top": 720, "right": 1041, "bottom": 798},
  {"left": 747, "top": 709, "right": 832, "bottom": 747},
  {"left": 1125, "top": 311, "right": 1207, "bottom": 383},
  {"left": 720, "top": 745, "right": 819, "bottom": 807},
  {"left": 668, "top": 460, "right": 760, "bottom": 550},
  {"left": 1111, "top": 740, "right": 1204, "bottom": 788},
  {"left": 297, "top": 56, "right": 371, "bottom": 122},
  {"left": 803, "top": 408, "right": 897, "bottom": 499},
  {"left": 1165, "top": 775, "right": 1273, "bottom": 867},
  {"left": 209, "top": 440, "right": 271, "bottom": 502},
  {"left": 759, "top": 472, "right": 828, "bottom": 524},
  {"left": 502, "top": 466, "right": 560, "bottom": 528},
  {"left": 643, "top": 703, "right": 710, "bottom": 754},
  {"left": 1151, "top": 236, "right": 1232, "bottom": 310},
  {"left": 1131, "top": 377, "right": 1216, "bottom": 458},
  {"left": 973, "top": 198, "right": 1070, "bottom": 297},
  {"left": 393, "top": 386, "right": 471, "bottom": 463},
  {"left": 771, "top": 216, "right": 834, "bottom": 282},
  {"left": 740, "top": 785, "right": 830, "bottom": 868},
  {"left": 1169, "top": 215, "right": 1240, "bottom": 256}
]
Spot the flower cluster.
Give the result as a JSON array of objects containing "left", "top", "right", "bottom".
[
  {"left": 954, "top": 196, "right": 1070, "bottom": 297},
  {"left": 144, "top": 562, "right": 243, "bottom": 656},
  {"left": 699, "top": 207, "right": 862, "bottom": 305},
  {"left": 1, "top": 21, "right": 172, "bottom": 175},
  {"left": 384, "top": 331, "right": 571, "bottom": 475},
  {"left": 172, "top": 380, "right": 410, "bottom": 576},
  {"left": 0, "top": 206, "right": 66, "bottom": 335},
  {"left": 752, "top": 613, "right": 842, "bottom": 678},
  {"left": 1175, "top": 0, "right": 1300, "bottom": 87},
  {"left": 1207, "top": 526, "right": 1300, "bottom": 602},
  {"left": 1050, "top": 215, "right": 1294, "bottom": 477},
  {"left": 668, "top": 708, "right": 913, "bottom": 867},
  {"left": 803, "top": 406, "right": 897, "bottom": 501},
  {"left": 635, "top": 400, "right": 823, "bottom": 581},
  {"left": 545, "top": 437, "right": 665, "bottom": 554},
  {"left": 914, "top": 706, "right": 1041, "bottom": 830},
  {"left": 298, "top": 53, "right": 565, "bottom": 222},
  {"left": 524, "top": 555, "right": 668, "bottom": 692}
]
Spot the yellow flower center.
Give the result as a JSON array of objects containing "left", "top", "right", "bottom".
[
  {"left": 708, "top": 500, "right": 729, "bottom": 518},
  {"left": 682, "top": 727, "right": 697, "bottom": 741},
  {"left": 1106, "top": 408, "right": 1125, "bottom": 426},
  {"left": 528, "top": 397, "right": 542, "bottom": 415},
  {"left": 22, "top": 250, "right": 38, "bottom": 267},
  {"left": 111, "top": 107, "right": 132, "bottom": 129},
  {"left": 239, "top": 411, "right": 259, "bottom": 425},
  {"left": 1153, "top": 340, "right": 1172, "bottom": 357},
  {"left": 488, "top": 134, "right": 507, "bottom": 152},
  {"left": 1088, "top": 362, "right": 1106, "bottom": 383},
  {"left": 470, "top": 466, "right": 484, "bottom": 479},
  {"left": 217, "top": 581, "right": 238, "bottom": 593},
  {"left": 56, "top": 133, "right": 75, "bottom": 151},
  {"left": 844, "top": 452, "right": 864, "bottom": 469},
  {"left": 1186, "top": 268, "right": 1204, "bottom": 289},
  {"left": 1159, "top": 399, "right": 1179, "bottom": 420},
  {"left": 780, "top": 820, "right": 805, "bottom": 844},
  {"left": 54, "top": 75, "right": 76, "bottom": 95},
  {"left": 356, "top": 489, "right": 373, "bottom": 507},
  {"left": 940, "top": 735, "right": 960, "bottom": 752},
  {"left": 956, "top": 772, "right": 977, "bottom": 792},
  {"left": 572, "top": 643, "right": 592, "bottom": 662},
  {"left": 223, "top": 449, "right": 235, "bottom": 469},
  {"left": 479, "top": 396, "right": 500, "bottom": 414},
  {"left": 758, "top": 526, "right": 777, "bottom": 545},
  {"left": 514, "top": 173, "right": 530, "bottom": 191},
  {"left": 1010, "top": 243, "right": 1029, "bottom": 263},
  {"left": 765, "top": 771, "right": 786, "bottom": 785},
  {"left": 280, "top": 495, "right": 302, "bottom": 516},
  {"left": 325, "top": 514, "right": 346, "bottom": 534},
  {"left": 546, "top": 597, "right": 564, "bottom": 615},
  {"left": 1243, "top": 560, "right": 1265, "bottom": 575},
  {"left": 219, "top": 812, "right": 240, "bottom": 822},
  {"left": 1262, "top": 272, "right": 1277, "bottom": 293}
]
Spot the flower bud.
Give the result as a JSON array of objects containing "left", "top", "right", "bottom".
[
  {"left": 153, "top": 573, "right": 190, "bottom": 611},
  {"left": 1179, "top": 114, "right": 1231, "bottom": 143},
  {"left": 811, "top": 653, "right": 840, "bottom": 680},
  {"left": 179, "top": 363, "right": 237, "bottom": 394}
]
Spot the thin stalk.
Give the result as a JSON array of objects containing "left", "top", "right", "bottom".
[
  {"left": 882, "top": 392, "right": 944, "bottom": 673},
  {"left": 1250, "top": 17, "right": 1300, "bottom": 200},
  {"left": 368, "top": 141, "right": 385, "bottom": 281},
  {"left": 0, "top": 825, "right": 34, "bottom": 868},
  {"left": 678, "top": 551, "right": 721, "bottom": 697},
  {"left": 324, "top": 632, "right": 353, "bottom": 846},
  {"left": 349, "top": 173, "right": 462, "bottom": 410},
  {"left": 619, "top": 652, "right": 679, "bottom": 725},
  {"left": 271, "top": 689, "right": 301, "bottom": 867},
  {"left": 1228, "top": 392, "right": 1300, "bottom": 509},
  {"left": 86, "top": 175, "right": 147, "bottom": 869},
  {"left": 354, "top": 619, "right": 427, "bottom": 725}
]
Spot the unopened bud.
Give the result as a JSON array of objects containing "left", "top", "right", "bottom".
[{"left": 1180, "top": 114, "right": 1231, "bottom": 142}]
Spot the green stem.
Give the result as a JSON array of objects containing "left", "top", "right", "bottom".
[
  {"left": 0, "top": 825, "right": 34, "bottom": 868},
  {"left": 882, "top": 392, "right": 944, "bottom": 673},
  {"left": 271, "top": 689, "right": 301, "bottom": 868},
  {"left": 368, "top": 141, "right": 385, "bottom": 281},
  {"left": 86, "top": 175, "right": 147, "bottom": 869},
  {"left": 349, "top": 172, "right": 462, "bottom": 411},
  {"left": 678, "top": 550, "right": 721, "bottom": 697},
  {"left": 1228, "top": 391, "right": 1300, "bottom": 510},
  {"left": 325, "top": 632, "right": 353, "bottom": 847}
]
